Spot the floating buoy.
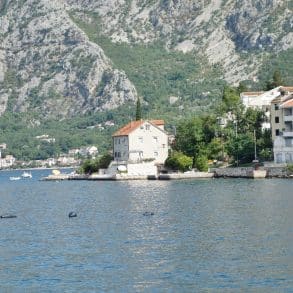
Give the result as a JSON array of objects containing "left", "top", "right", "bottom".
[
  {"left": 143, "top": 212, "right": 154, "bottom": 216},
  {"left": 0, "top": 214, "right": 17, "bottom": 219},
  {"left": 68, "top": 212, "right": 77, "bottom": 218}
]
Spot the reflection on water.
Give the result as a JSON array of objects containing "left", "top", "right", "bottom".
[{"left": 0, "top": 171, "right": 292, "bottom": 291}]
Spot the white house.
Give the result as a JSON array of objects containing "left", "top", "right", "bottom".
[
  {"left": 0, "top": 155, "right": 16, "bottom": 169},
  {"left": 240, "top": 87, "right": 293, "bottom": 110},
  {"left": 79, "top": 146, "right": 98, "bottom": 157},
  {"left": 35, "top": 134, "right": 56, "bottom": 143},
  {"left": 112, "top": 120, "right": 169, "bottom": 165}
]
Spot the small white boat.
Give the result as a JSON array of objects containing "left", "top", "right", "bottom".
[
  {"left": 21, "top": 171, "right": 32, "bottom": 179},
  {"left": 9, "top": 176, "right": 21, "bottom": 181}
]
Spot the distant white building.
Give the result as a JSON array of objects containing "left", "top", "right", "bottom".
[
  {"left": 35, "top": 134, "right": 56, "bottom": 143},
  {"left": 0, "top": 155, "right": 16, "bottom": 168},
  {"left": 79, "top": 146, "right": 98, "bottom": 157},
  {"left": 241, "top": 86, "right": 293, "bottom": 130},
  {"left": 68, "top": 148, "right": 80, "bottom": 156},
  {"left": 57, "top": 156, "right": 78, "bottom": 166},
  {"left": 112, "top": 120, "right": 169, "bottom": 165}
]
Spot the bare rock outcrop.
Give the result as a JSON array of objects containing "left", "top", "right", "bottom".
[{"left": 0, "top": 0, "right": 137, "bottom": 118}]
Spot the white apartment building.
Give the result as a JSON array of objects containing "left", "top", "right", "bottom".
[
  {"left": 112, "top": 120, "right": 169, "bottom": 165},
  {"left": 271, "top": 94, "right": 293, "bottom": 164}
]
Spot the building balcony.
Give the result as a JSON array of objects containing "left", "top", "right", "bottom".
[
  {"left": 283, "top": 131, "right": 293, "bottom": 137},
  {"left": 284, "top": 115, "right": 293, "bottom": 122}
]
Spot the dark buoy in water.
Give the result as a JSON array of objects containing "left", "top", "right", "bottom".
[
  {"left": 68, "top": 212, "right": 77, "bottom": 218},
  {"left": 0, "top": 214, "right": 17, "bottom": 219},
  {"left": 143, "top": 212, "right": 154, "bottom": 216}
]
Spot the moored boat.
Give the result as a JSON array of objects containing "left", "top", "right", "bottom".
[
  {"left": 9, "top": 176, "right": 21, "bottom": 181},
  {"left": 21, "top": 171, "right": 32, "bottom": 179}
]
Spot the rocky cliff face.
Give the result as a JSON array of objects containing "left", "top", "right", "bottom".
[
  {"left": 0, "top": 0, "right": 291, "bottom": 118},
  {"left": 0, "top": 0, "right": 137, "bottom": 117},
  {"left": 67, "top": 0, "right": 292, "bottom": 81}
]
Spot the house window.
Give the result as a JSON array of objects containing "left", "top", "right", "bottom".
[
  {"left": 274, "top": 104, "right": 279, "bottom": 110},
  {"left": 146, "top": 124, "right": 150, "bottom": 130},
  {"left": 285, "top": 139, "right": 292, "bottom": 147},
  {"left": 139, "top": 137, "right": 143, "bottom": 143},
  {"left": 118, "top": 139, "right": 120, "bottom": 144},
  {"left": 162, "top": 144, "right": 166, "bottom": 148},
  {"left": 153, "top": 136, "right": 158, "bottom": 143},
  {"left": 117, "top": 152, "right": 121, "bottom": 158},
  {"left": 275, "top": 117, "right": 279, "bottom": 123},
  {"left": 276, "top": 129, "right": 280, "bottom": 136},
  {"left": 154, "top": 151, "right": 158, "bottom": 157},
  {"left": 114, "top": 152, "right": 117, "bottom": 158}
]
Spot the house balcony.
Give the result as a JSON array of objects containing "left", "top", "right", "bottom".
[{"left": 284, "top": 115, "right": 293, "bottom": 122}]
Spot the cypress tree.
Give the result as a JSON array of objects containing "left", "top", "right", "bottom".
[{"left": 135, "top": 98, "right": 142, "bottom": 121}]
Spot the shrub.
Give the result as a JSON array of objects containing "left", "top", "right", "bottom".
[
  {"left": 98, "top": 153, "right": 113, "bottom": 169},
  {"left": 165, "top": 151, "right": 193, "bottom": 172},
  {"left": 195, "top": 154, "right": 209, "bottom": 172},
  {"left": 80, "top": 153, "right": 113, "bottom": 174},
  {"left": 287, "top": 164, "right": 293, "bottom": 174}
]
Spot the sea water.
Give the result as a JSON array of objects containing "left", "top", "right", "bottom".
[{"left": 0, "top": 170, "right": 292, "bottom": 291}]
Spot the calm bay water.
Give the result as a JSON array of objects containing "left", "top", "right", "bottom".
[{"left": 0, "top": 170, "right": 292, "bottom": 292}]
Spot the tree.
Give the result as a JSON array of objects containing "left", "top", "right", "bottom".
[
  {"left": 135, "top": 98, "right": 142, "bottom": 120},
  {"left": 98, "top": 153, "right": 113, "bottom": 169},
  {"left": 165, "top": 151, "right": 193, "bottom": 172},
  {"left": 207, "top": 138, "right": 223, "bottom": 160},
  {"left": 174, "top": 117, "right": 205, "bottom": 164},
  {"left": 237, "top": 82, "right": 248, "bottom": 94},
  {"left": 79, "top": 153, "right": 113, "bottom": 174},
  {"left": 222, "top": 86, "right": 241, "bottom": 112},
  {"left": 194, "top": 154, "right": 209, "bottom": 172},
  {"left": 226, "top": 133, "right": 255, "bottom": 164},
  {"left": 266, "top": 70, "right": 283, "bottom": 90}
]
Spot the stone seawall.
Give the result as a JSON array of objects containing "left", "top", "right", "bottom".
[
  {"left": 213, "top": 167, "right": 253, "bottom": 178},
  {"left": 213, "top": 167, "right": 291, "bottom": 178},
  {"left": 265, "top": 167, "right": 290, "bottom": 178}
]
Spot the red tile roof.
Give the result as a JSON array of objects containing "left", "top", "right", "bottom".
[
  {"left": 281, "top": 98, "right": 293, "bottom": 108},
  {"left": 112, "top": 120, "right": 165, "bottom": 137}
]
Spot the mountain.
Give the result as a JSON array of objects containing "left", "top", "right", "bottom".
[
  {"left": 0, "top": 0, "right": 292, "bottom": 119},
  {"left": 67, "top": 0, "right": 292, "bottom": 81},
  {"left": 0, "top": 0, "right": 292, "bottom": 160},
  {"left": 0, "top": 0, "right": 137, "bottom": 118}
]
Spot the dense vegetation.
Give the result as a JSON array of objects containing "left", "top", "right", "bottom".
[
  {"left": 166, "top": 85, "right": 273, "bottom": 170},
  {"left": 79, "top": 153, "right": 113, "bottom": 174}
]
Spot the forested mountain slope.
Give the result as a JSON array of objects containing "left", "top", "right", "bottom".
[{"left": 0, "top": 0, "right": 292, "bottom": 159}]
